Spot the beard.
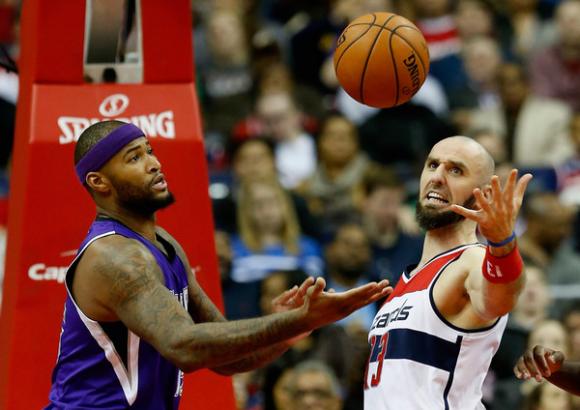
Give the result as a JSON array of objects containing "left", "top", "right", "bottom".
[
  {"left": 112, "top": 178, "right": 175, "bottom": 217},
  {"left": 415, "top": 194, "right": 476, "bottom": 231}
]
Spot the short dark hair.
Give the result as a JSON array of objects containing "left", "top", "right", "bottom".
[
  {"left": 74, "top": 120, "right": 127, "bottom": 165},
  {"left": 362, "top": 166, "right": 403, "bottom": 196},
  {"left": 227, "top": 136, "right": 275, "bottom": 164},
  {"left": 317, "top": 110, "right": 356, "bottom": 139},
  {"left": 561, "top": 300, "right": 580, "bottom": 322},
  {"left": 266, "top": 269, "right": 309, "bottom": 289}
]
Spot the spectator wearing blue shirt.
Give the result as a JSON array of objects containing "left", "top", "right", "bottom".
[
  {"left": 361, "top": 167, "right": 424, "bottom": 286},
  {"left": 231, "top": 179, "right": 324, "bottom": 283}
]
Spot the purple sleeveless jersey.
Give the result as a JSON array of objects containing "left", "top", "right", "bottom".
[{"left": 45, "top": 218, "right": 189, "bottom": 409}]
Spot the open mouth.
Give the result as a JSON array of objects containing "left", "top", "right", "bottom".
[
  {"left": 151, "top": 174, "right": 168, "bottom": 191},
  {"left": 425, "top": 191, "right": 449, "bottom": 205}
]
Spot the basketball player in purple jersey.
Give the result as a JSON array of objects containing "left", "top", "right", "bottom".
[
  {"left": 45, "top": 120, "right": 391, "bottom": 409},
  {"left": 364, "top": 137, "right": 533, "bottom": 409}
]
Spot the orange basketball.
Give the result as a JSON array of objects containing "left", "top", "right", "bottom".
[{"left": 334, "top": 12, "right": 430, "bottom": 108}]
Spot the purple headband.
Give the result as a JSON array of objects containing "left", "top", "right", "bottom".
[{"left": 75, "top": 123, "right": 145, "bottom": 185}]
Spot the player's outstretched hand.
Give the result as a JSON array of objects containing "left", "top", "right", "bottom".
[
  {"left": 450, "top": 169, "right": 532, "bottom": 244},
  {"left": 270, "top": 277, "right": 315, "bottom": 314},
  {"left": 514, "top": 345, "right": 565, "bottom": 382},
  {"left": 299, "top": 277, "right": 392, "bottom": 329}
]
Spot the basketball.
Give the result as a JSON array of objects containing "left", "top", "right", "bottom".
[{"left": 333, "top": 12, "right": 430, "bottom": 108}]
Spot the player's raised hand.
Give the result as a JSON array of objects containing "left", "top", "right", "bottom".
[
  {"left": 449, "top": 169, "right": 532, "bottom": 243},
  {"left": 298, "top": 277, "right": 392, "bottom": 329},
  {"left": 514, "top": 345, "right": 565, "bottom": 382}
]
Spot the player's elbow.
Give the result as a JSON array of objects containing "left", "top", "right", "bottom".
[
  {"left": 169, "top": 352, "right": 206, "bottom": 373},
  {"left": 163, "top": 341, "right": 208, "bottom": 373},
  {"left": 486, "top": 299, "right": 516, "bottom": 318},
  {"left": 477, "top": 293, "right": 519, "bottom": 320}
]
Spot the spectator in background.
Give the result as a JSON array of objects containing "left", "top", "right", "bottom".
[
  {"left": 212, "top": 137, "right": 319, "bottom": 238},
  {"left": 556, "top": 112, "right": 580, "bottom": 206},
  {"left": 518, "top": 193, "right": 579, "bottom": 284},
  {"left": 528, "top": 320, "right": 570, "bottom": 363},
  {"left": 530, "top": 0, "right": 580, "bottom": 111},
  {"left": 360, "top": 167, "right": 423, "bottom": 285},
  {"left": 231, "top": 179, "right": 323, "bottom": 283},
  {"left": 268, "top": 366, "right": 295, "bottom": 410},
  {"left": 511, "top": 266, "right": 552, "bottom": 331},
  {"left": 490, "top": 265, "right": 552, "bottom": 409},
  {"left": 195, "top": 8, "right": 254, "bottom": 144},
  {"left": 216, "top": 230, "right": 263, "bottom": 320},
  {"left": 411, "top": 0, "right": 467, "bottom": 92},
  {"left": 297, "top": 112, "right": 377, "bottom": 237},
  {"left": 518, "top": 192, "right": 580, "bottom": 318},
  {"left": 289, "top": 361, "right": 344, "bottom": 410},
  {"left": 455, "top": 0, "right": 495, "bottom": 41},
  {"left": 470, "top": 128, "right": 509, "bottom": 166},
  {"left": 255, "top": 91, "right": 317, "bottom": 189},
  {"left": 495, "top": 0, "right": 551, "bottom": 62},
  {"left": 470, "top": 128, "right": 513, "bottom": 182},
  {"left": 449, "top": 36, "right": 502, "bottom": 133},
  {"left": 290, "top": 0, "right": 392, "bottom": 94},
  {"left": 562, "top": 302, "right": 580, "bottom": 361},
  {"left": 470, "top": 63, "right": 573, "bottom": 166},
  {"left": 335, "top": 76, "right": 449, "bottom": 125},
  {"left": 357, "top": 101, "right": 453, "bottom": 169},
  {"left": 253, "top": 59, "right": 326, "bottom": 122},
  {"left": 324, "top": 223, "right": 377, "bottom": 334},
  {"left": 521, "top": 382, "right": 574, "bottom": 410}
]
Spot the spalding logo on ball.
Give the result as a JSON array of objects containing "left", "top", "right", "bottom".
[{"left": 334, "top": 12, "right": 430, "bottom": 108}]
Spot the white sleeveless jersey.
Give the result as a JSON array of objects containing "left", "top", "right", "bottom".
[{"left": 364, "top": 244, "right": 507, "bottom": 410}]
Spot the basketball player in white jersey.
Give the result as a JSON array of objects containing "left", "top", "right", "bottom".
[{"left": 364, "top": 136, "right": 532, "bottom": 409}]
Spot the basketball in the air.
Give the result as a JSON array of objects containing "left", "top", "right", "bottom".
[{"left": 333, "top": 12, "right": 430, "bottom": 108}]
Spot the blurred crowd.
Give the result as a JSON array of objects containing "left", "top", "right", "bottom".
[{"left": 1, "top": 0, "right": 580, "bottom": 409}]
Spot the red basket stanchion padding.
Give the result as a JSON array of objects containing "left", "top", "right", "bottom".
[{"left": 0, "top": 1, "right": 235, "bottom": 408}]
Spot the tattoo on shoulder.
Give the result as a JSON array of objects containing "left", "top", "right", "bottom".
[{"left": 92, "top": 240, "right": 163, "bottom": 308}]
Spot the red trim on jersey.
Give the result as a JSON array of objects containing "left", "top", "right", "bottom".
[{"left": 386, "top": 245, "right": 476, "bottom": 303}]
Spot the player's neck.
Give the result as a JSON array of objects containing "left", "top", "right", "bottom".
[
  {"left": 419, "top": 222, "right": 477, "bottom": 266},
  {"left": 96, "top": 205, "right": 157, "bottom": 241}
]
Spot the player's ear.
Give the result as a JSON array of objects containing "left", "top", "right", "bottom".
[{"left": 86, "top": 172, "right": 111, "bottom": 194}]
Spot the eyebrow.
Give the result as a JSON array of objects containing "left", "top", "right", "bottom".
[
  {"left": 427, "top": 157, "right": 468, "bottom": 170},
  {"left": 122, "top": 142, "right": 150, "bottom": 159}
]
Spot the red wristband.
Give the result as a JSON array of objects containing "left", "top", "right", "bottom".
[{"left": 482, "top": 245, "right": 524, "bottom": 284}]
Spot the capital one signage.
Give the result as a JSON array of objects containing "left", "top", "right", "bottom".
[{"left": 57, "top": 92, "right": 176, "bottom": 144}]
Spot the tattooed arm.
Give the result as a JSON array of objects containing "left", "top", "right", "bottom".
[
  {"left": 75, "top": 235, "right": 390, "bottom": 373},
  {"left": 190, "top": 275, "right": 314, "bottom": 375},
  {"left": 160, "top": 229, "right": 315, "bottom": 374}
]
